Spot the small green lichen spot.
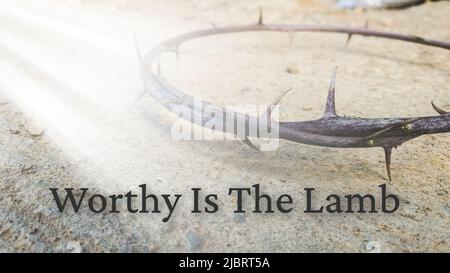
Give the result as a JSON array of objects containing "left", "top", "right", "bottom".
[
  {"left": 367, "top": 139, "right": 375, "bottom": 146},
  {"left": 401, "top": 124, "right": 413, "bottom": 131}
]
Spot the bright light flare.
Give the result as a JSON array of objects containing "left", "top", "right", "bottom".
[{"left": 0, "top": 0, "right": 177, "bottom": 189}]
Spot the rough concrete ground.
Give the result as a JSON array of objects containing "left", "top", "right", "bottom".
[{"left": 0, "top": 0, "right": 449, "bottom": 252}]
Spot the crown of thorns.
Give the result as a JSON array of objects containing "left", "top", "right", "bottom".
[{"left": 135, "top": 9, "right": 450, "bottom": 181}]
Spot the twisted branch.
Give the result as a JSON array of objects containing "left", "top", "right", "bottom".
[{"left": 136, "top": 12, "right": 450, "bottom": 181}]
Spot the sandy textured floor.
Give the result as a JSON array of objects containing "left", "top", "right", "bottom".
[{"left": 0, "top": 0, "right": 449, "bottom": 252}]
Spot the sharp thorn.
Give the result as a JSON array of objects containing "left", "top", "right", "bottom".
[
  {"left": 361, "top": 117, "right": 424, "bottom": 142},
  {"left": 344, "top": 20, "right": 367, "bottom": 48},
  {"left": 161, "top": 46, "right": 183, "bottom": 62},
  {"left": 264, "top": 87, "right": 294, "bottom": 121},
  {"left": 258, "top": 7, "right": 264, "bottom": 25},
  {"left": 126, "top": 33, "right": 149, "bottom": 122},
  {"left": 120, "top": 91, "right": 148, "bottom": 122},
  {"left": 202, "top": 17, "right": 218, "bottom": 29},
  {"left": 323, "top": 67, "right": 338, "bottom": 118},
  {"left": 270, "top": 87, "right": 294, "bottom": 109},
  {"left": 241, "top": 137, "right": 261, "bottom": 151},
  {"left": 345, "top": 33, "right": 352, "bottom": 47},
  {"left": 431, "top": 101, "right": 448, "bottom": 115},
  {"left": 133, "top": 32, "right": 146, "bottom": 76},
  {"left": 383, "top": 146, "right": 393, "bottom": 181}
]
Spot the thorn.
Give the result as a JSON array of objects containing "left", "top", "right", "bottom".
[
  {"left": 120, "top": 94, "right": 180, "bottom": 123},
  {"left": 241, "top": 137, "right": 261, "bottom": 151},
  {"left": 431, "top": 101, "right": 448, "bottom": 115},
  {"left": 203, "top": 17, "right": 218, "bottom": 29},
  {"left": 323, "top": 67, "right": 338, "bottom": 118},
  {"left": 120, "top": 91, "right": 148, "bottom": 122},
  {"left": 361, "top": 117, "right": 424, "bottom": 143},
  {"left": 133, "top": 32, "right": 146, "bottom": 75},
  {"left": 264, "top": 87, "right": 294, "bottom": 121},
  {"left": 197, "top": 16, "right": 218, "bottom": 29},
  {"left": 383, "top": 146, "right": 393, "bottom": 181},
  {"left": 161, "top": 46, "right": 184, "bottom": 63},
  {"left": 258, "top": 7, "right": 264, "bottom": 25},
  {"left": 125, "top": 33, "right": 151, "bottom": 122},
  {"left": 345, "top": 20, "right": 367, "bottom": 48},
  {"left": 345, "top": 33, "right": 353, "bottom": 47}
]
